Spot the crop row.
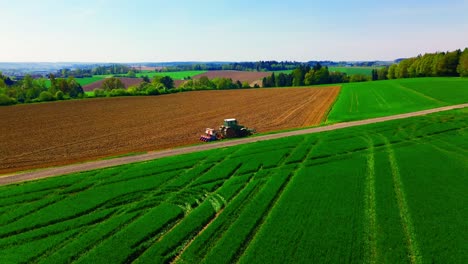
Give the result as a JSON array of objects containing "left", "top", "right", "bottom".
[{"left": 0, "top": 108, "right": 466, "bottom": 263}]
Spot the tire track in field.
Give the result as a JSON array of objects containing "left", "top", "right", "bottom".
[
  {"left": 363, "top": 136, "right": 378, "bottom": 264},
  {"left": 237, "top": 137, "right": 320, "bottom": 263},
  {"left": 397, "top": 84, "right": 446, "bottom": 105},
  {"left": 172, "top": 170, "right": 263, "bottom": 263},
  {"left": 384, "top": 137, "right": 422, "bottom": 264}
]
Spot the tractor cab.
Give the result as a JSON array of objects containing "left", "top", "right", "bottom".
[{"left": 224, "top": 118, "right": 238, "bottom": 127}]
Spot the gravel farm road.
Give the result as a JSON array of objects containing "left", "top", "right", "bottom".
[{"left": 1, "top": 103, "right": 466, "bottom": 186}]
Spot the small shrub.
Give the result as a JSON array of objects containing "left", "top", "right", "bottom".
[
  {"left": 146, "top": 87, "right": 160, "bottom": 95},
  {"left": 109, "top": 88, "right": 129, "bottom": 97},
  {"left": 93, "top": 88, "right": 107, "bottom": 97},
  {"left": 0, "top": 94, "right": 16, "bottom": 105},
  {"left": 55, "top": 91, "right": 64, "bottom": 100},
  {"left": 39, "top": 91, "right": 55, "bottom": 102}
]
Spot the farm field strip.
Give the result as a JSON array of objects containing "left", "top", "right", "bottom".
[
  {"left": 328, "top": 66, "right": 377, "bottom": 76},
  {"left": 0, "top": 108, "right": 466, "bottom": 263},
  {"left": 0, "top": 87, "right": 339, "bottom": 174},
  {"left": 135, "top": 70, "right": 207, "bottom": 80},
  {"left": 328, "top": 77, "right": 468, "bottom": 122},
  {"left": 1, "top": 103, "right": 466, "bottom": 187}
]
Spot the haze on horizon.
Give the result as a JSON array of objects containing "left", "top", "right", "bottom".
[{"left": 1, "top": 0, "right": 467, "bottom": 63}]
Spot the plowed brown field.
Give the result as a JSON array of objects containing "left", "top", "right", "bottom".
[
  {"left": 0, "top": 87, "right": 340, "bottom": 174},
  {"left": 193, "top": 70, "right": 271, "bottom": 84},
  {"left": 83, "top": 77, "right": 144, "bottom": 91}
]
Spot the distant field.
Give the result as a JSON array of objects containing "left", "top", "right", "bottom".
[
  {"left": 266, "top": 67, "right": 377, "bottom": 76},
  {"left": 44, "top": 76, "right": 106, "bottom": 88},
  {"left": 0, "top": 108, "right": 465, "bottom": 263},
  {"left": 193, "top": 70, "right": 271, "bottom": 84},
  {"left": 269, "top": 70, "right": 293, "bottom": 74},
  {"left": 329, "top": 66, "right": 377, "bottom": 76},
  {"left": 328, "top": 77, "right": 468, "bottom": 122},
  {"left": 136, "top": 70, "right": 207, "bottom": 80},
  {"left": 82, "top": 77, "right": 143, "bottom": 91},
  {"left": 0, "top": 87, "right": 339, "bottom": 173}
]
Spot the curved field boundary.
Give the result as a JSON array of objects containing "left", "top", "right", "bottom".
[{"left": 0, "top": 103, "right": 466, "bottom": 186}]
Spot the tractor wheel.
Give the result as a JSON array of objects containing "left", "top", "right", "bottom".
[{"left": 225, "top": 127, "right": 237, "bottom": 138}]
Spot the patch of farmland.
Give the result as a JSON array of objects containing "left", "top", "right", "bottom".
[
  {"left": 327, "top": 77, "right": 468, "bottom": 123},
  {"left": 0, "top": 87, "right": 340, "bottom": 174},
  {"left": 329, "top": 66, "right": 377, "bottom": 76},
  {"left": 193, "top": 70, "right": 272, "bottom": 84},
  {"left": 0, "top": 108, "right": 466, "bottom": 263},
  {"left": 136, "top": 70, "right": 207, "bottom": 80},
  {"left": 82, "top": 77, "right": 144, "bottom": 91},
  {"left": 44, "top": 76, "right": 106, "bottom": 88}
]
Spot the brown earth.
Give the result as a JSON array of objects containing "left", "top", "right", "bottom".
[
  {"left": 193, "top": 70, "right": 271, "bottom": 85},
  {"left": 83, "top": 78, "right": 144, "bottom": 91},
  {"left": 1, "top": 103, "right": 466, "bottom": 185},
  {"left": 0, "top": 87, "right": 340, "bottom": 174}
]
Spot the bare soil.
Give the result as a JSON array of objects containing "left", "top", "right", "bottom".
[
  {"left": 193, "top": 70, "right": 271, "bottom": 85},
  {"left": 1, "top": 103, "right": 465, "bottom": 186},
  {"left": 0, "top": 87, "right": 339, "bottom": 174},
  {"left": 83, "top": 78, "right": 144, "bottom": 91}
]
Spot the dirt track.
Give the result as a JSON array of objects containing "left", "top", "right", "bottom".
[
  {"left": 1, "top": 103, "right": 466, "bottom": 186},
  {"left": 0, "top": 87, "right": 339, "bottom": 174}
]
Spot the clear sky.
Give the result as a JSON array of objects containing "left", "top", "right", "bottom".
[{"left": 0, "top": 0, "right": 467, "bottom": 62}]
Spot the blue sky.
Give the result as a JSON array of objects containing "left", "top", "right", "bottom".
[{"left": 0, "top": 0, "right": 467, "bottom": 62}]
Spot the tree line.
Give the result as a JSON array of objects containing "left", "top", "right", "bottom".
[
  {"left": 0, "top": 73, "right": 84, "bottom": 105},
  {"left": 370, "top": 48, "right": 468, "bottom": 80},
  {"left": 92, "top": 75, "right": 254, "bottom": 98},
  {"left": 261, "top": 64, "right": 355, "bottom": 88}
]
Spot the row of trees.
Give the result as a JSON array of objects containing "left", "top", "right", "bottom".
[
  {"left": 92, "top": 75, "right": 176, "bottom": 97},
  {"left": 0, "top": 73, "right": 84, "bottom": 105},
  {"left": 55, "top": 64, "right": 134, "bottom": 78},
  {"left": 179, "top": 76, "right": 253, "bottom": 90},
  {"left": 370, "top": 48, "right": 468, "bottom": 81},
  {"left": 262, "top": 64, "right": 352, "bottom": 88}
]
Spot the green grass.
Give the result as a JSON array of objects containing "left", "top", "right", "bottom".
[
  {"left": 269, "top": 67, "right": 378, "bottom": 76},
  {"left": 329, "top": 66, "right": 378, "bottom": 76},
  {"left": 44, "top": 76, "right": 107, "bottom": 88},
  {"left": 328, "top": 77, "right": 468, "bottom": 123},
  {"left": 0, "top": 108, "right": 466, "bottom": 263},
  {"left": 135, "top": 70, "right": 206, "bottom": 80}
]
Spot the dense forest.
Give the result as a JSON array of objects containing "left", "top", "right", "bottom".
[
  {"left": 261, "top": 48, "right": 468, "bottom": 88},
  {"left": 385, "top": 48, "right": 468, "bottom": 79}
]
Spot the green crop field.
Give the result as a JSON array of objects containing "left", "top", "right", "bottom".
[
  {"left": 0, "top": 108, "right": 466, "bottom": 263},
  {"left": 329, "top": 66, "right": 378, "bottom": 76},
  {"left": 135, "top": 70, "right": 206, "bottom": 80},
  {"left": 44, "top": 76, "right": 107, "bottom": 88},
  {"left": 328, "top": 77, "right": 468, "bottom": 123}
]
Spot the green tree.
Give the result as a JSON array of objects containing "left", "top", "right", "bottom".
[
  {"left": 292, "top": 68, "right": 304, "bottom": 86},
  {"left": 67, "top": 77, "right": 84, "bottom": 98},
  {"left": 102, "top": 77, "right": 125, "bottom": 91},
  {"left": 127, "top": 70, "right": 136, "bottom": 78},
  {"left": 0, "top": 94, "right": 16, "bottom": 105},
  {"left": 457, "top": 48, "right": 468, "bottom": 77},
  {"left": 377, "top": 67, "right": 388, "bottom": 80},
  {"left": 160, "top": 76, "right": 174, "bottom": 89},
  {"left": 39, "top": 91, "right": 54, "bottom": 101},
  {"left": 443, "top": 50, "right": 461, "bottom": 76},
  {"left": 48, "top": 74, "right": 58, "bottom": 95},
  {"left": 55, "top": 91, "right": 64, "bottom": 100},
  {"left": 387, "top": 64, "right": 397, "bottom": 79}
]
